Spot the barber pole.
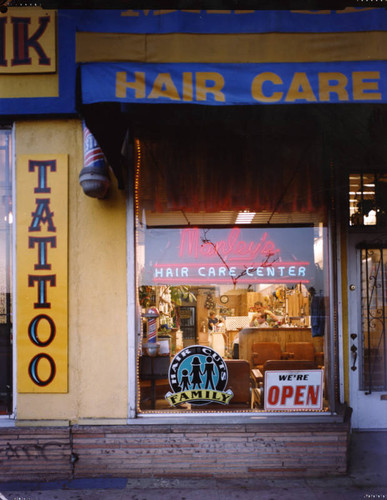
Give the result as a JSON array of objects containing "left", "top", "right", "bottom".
[
  {"left": 83, "top": 123, "right": 105, "bottom": 169},
  {"left": 144, "top": 307, "right": 159, "bottom": 343},
  {"left": 79, "top": 122, "right": 110, "bottom": 199}
]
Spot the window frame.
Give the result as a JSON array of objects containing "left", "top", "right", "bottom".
[
  {"left": 0, "top": 125, "right": 15, "bottom": 420},
  {"left": 127, "top": 152, "right": 340, "bottom": 422}
]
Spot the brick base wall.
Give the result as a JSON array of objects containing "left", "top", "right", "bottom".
[
  {"left": 0, "top": 417, "right": 350, "bottom": 481},
  {"left": 0, "top": 426, "right": 72, "bottom": 481}
]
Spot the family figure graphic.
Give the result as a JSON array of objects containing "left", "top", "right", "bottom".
[{"left": 179, "top": 356, "right": 217, "bottom": 391}]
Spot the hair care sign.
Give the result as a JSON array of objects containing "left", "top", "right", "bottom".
[
  {"left": 82, "top": 61, "right": 387, "bottom": 106},
  {"left": 264, "top": 370, "right": 324, "bottom": 411},
  {"left": 143, "top": 226, "right": 315, "bottom": 286},
  {"left": 16, "top": 155, "right": 68, "bottom": 393}
]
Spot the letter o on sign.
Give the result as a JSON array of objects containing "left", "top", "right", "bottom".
[
  {"left": 28, "top": 314, "right": 56, "bottom": 347},
  {"left": 267, "top": 385, "right": 280, "bottom": 405},
  {"left": 28, "top": 353, "right": 56, "bottom": 386}
]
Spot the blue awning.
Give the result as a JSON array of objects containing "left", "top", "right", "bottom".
[{"left": 81, "top": 61, "right": 387, "bottom": 106}]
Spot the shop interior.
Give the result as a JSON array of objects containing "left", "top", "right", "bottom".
[
  {"left": 140, "top": 283, "right": 323, "bottom": 353},
  {"left": 138, "top": 282, "right": 326, "bottom": 411}
]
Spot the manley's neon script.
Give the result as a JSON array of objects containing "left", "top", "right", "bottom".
[{"left": 152, "top": 228, "right": 310, "bottom": 283}]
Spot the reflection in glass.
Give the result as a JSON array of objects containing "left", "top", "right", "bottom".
[
  {"left": 349, "top": 173, "right": 387, "bottom": 227},
  {"left": 0, "top": 129, "right": 12, "bottom": 415}
]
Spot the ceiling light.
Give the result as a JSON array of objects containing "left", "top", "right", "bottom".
[{"left": 235, "top": 211, "right": 256, "bottom": 224}]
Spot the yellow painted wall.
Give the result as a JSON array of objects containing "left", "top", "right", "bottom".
[{"left": 15, "top": 120, "right": 128, "bottom": 421}]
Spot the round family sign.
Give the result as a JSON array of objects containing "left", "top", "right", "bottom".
[{"left": 166, "top": 345, "right": 233, "bottom": 406}]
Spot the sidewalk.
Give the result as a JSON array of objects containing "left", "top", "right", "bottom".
[{"left": 1, "top": 430, "right": 386, "bottom": 500}]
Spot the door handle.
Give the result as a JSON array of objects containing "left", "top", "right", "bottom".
[{"left": 351, "top": 344, "right": 358, "bottom": 371}]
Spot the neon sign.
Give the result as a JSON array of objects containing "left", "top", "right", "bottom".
[
  {"left": 179, "top": 228, "right": 279, "bottom": 261},
  {"left": 143, "top": 226, "right": 315, "bottom": 286}
]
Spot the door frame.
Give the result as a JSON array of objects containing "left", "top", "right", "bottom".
[{"left": 347, "top": 231, "right": 387, "bottom": 429}]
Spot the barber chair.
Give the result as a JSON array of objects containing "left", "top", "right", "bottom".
[
  {"left": 139, "top": 355, "right": 170, "bottom": 409},
  {"left": 263, "top": 359, "right": 316, "bottom": 374},
  {"left": 190, "top": 359, "right": 253, "bottom": 410},
  {"left": 224, "top": 359, "right": 252, "bottom": 408},
  {"left": 251, "top": 342, "right": 287, "bottom": 372},
  {"left": 285, "top": 342, "right": 324, "bottom": 368}
]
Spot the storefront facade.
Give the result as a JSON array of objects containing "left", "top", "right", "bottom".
[{"left": 0, "top": 6, "right": 386, "bottom": 480}]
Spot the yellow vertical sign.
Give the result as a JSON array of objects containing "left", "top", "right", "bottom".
[{"left": 16, "top": 155, "right": 68, "bottom": 393}]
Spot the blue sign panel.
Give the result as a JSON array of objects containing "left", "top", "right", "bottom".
[
  {"left": 2, "top": 9, "right": 386, "bottom": 115},
  {"left": 75, "top": 9, "right": 387, "bottom": 34},
  {"left": 81, "top": 61, "right": 387, "bottom": 106}
]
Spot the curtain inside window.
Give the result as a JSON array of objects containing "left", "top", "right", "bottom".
[{"left": 138, "top": 129, "right": 326, "bottom": 215}]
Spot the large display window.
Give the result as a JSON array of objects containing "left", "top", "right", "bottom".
[{"left": 134, "top": 119, "right": 331, "bottom": 414}]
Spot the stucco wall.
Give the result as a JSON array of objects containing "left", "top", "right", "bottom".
[{"left": 15, "top": 120, "right": 128, "bottom": 420}]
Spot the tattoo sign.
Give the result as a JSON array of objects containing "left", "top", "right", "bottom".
[
  {"left": 166, "top": 345, "right": 233, "bottom": 407},
  {"left": 16, "top": 155, "right": 68, "bottom": 392}
]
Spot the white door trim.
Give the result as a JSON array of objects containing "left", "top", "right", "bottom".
[{"left": 347, "top": 234, "right": 387, "bottom": 429}]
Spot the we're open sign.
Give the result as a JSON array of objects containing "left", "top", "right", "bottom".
[{"left": 264, "top": 370, "right": 324, "bottom": 411}]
